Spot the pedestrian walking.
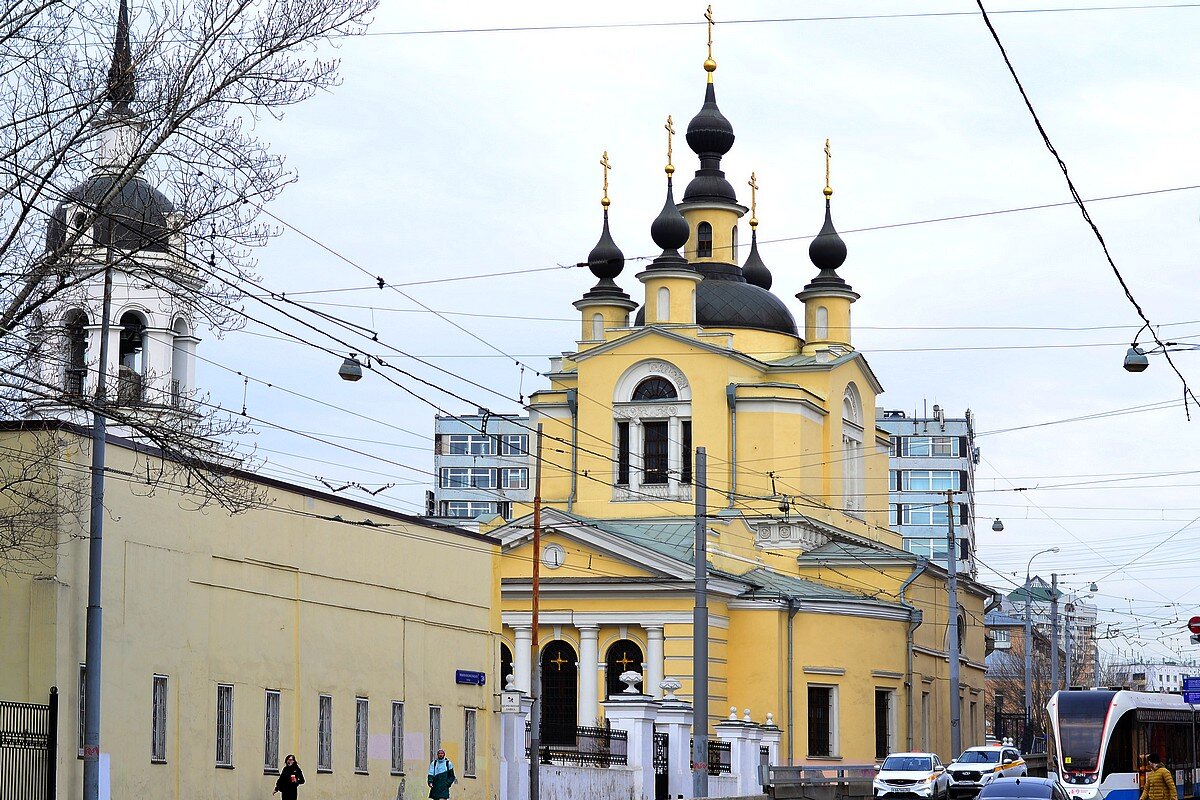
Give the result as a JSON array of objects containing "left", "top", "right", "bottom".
[
  {"left": 1140, "top": 754, "right": 1176, "bottom": 800},
  {"left": 273, "top": 754, "right": 305, "bottom": 800},
  {"left": 427, "top": 748, "right": 457, "bottom": 799}
]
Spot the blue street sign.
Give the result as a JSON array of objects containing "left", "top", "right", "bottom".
[
  {"left": 1183, "top": 692, "right": 1200, "bottom": 704},
  {"left": 455, "top": 669, "right": 486, "bottom": 686},
  {"left": 1184, "top": 676, "right": 1200, "bottom": 692}
]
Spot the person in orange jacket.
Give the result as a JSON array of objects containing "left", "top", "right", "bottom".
[{"left": 1140, "top": 754, "right": 1176, "bottom": 800}]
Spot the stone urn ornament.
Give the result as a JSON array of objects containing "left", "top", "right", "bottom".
[
  {"left": 619, "top": 670, "right": 644, "bottom": 694},
  {"left": 659, "top": 679, "right": 682, "bottom": 701}
]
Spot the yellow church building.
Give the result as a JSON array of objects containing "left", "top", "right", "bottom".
[{"left": 492, "top": 34, "right": 991, "bottom": 766}]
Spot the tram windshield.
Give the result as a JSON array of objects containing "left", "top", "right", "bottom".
[{"left": 1057, "top": 692, "right": 1114, "bottom": 772}]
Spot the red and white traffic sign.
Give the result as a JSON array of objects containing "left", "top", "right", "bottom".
[{"left": 1188, "top": 616, "right": 1200, "bottom": 635}]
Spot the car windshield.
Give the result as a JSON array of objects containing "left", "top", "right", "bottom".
[
  {"left": 958, "top": 751, "right": 1002, "bottom": 764},
  {"left": 883, "top": 756, "right": 933, "bottom": 771}
]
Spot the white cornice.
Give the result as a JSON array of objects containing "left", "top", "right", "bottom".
[{"left": 503, "top": 610, "right": 730, "bottom": 629}]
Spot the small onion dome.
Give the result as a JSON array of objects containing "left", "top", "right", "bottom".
[
  {"left": 650, "top": 176, "right": 690, "bottom": 256},
  {"left": 686, "top": 82, "right": 735, "bottom": 158},
  {"left": 587, "top": 209, "right": 624, "bottom": 281},
  {"left": 47, "top": 174, "right": 175, "bottom": 253},
  {"left": 741, "top": 229, "right": 771, "bottom": 290},
  {"left": 800, "top": 198, "right": 855, "bottom": 295}
]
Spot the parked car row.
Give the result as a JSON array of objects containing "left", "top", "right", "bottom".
[{"left": 874, "top": 744, "right": 1051, "bottom": 800}]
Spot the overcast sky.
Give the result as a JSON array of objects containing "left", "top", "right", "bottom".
[{"left": 187, "top": 1, "right": 1200, "bottom": 662}]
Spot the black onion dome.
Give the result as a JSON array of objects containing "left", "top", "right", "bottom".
[
  {"left": 588, "top": 209, "right": 624, "bottom": 280},
  {"left": 801, "top": 199, "right": 855, "bottom": 295},
  {"left": 46, "top": 174, "right": 175, "bottom": 253},
  {"left": 686, "top": 82, "right": 735, "bottom": 157},
  {"left": 650, "top": 177, "right": 690, "bottom": 254},
  {"left": 635, "top": 262, "right": 797, "bottom": 336},
  {"left": 741, "top": 230, "right": 772, "bottom": 290}
]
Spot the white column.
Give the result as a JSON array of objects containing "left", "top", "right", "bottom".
[
  {"left": 630, "top": 419, "right": 643, "bottom": 487},
  {"left": 499, "top": 689, "right": 532, "bottom": 800},
  {"left": 578, "top": 625, "right": 599, "bottom": 726},
  {"left": 513, "top": 627, "right": 532, "bottom": 694},
  {"left": 667, "top": 416, "right": 680, "bottom": 491},
  {"left": 645, "top": 626, "right": 665, "bottom": 698}
]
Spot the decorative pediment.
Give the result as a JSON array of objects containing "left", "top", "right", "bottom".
[{"left": 753, "top": 519, "right": 831, "bottom": 552}]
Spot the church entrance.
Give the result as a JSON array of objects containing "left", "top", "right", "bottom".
[
  {"left": 540, "top": 641, "right": 578, "bottom": 745},
  {"left": 605, "top": 639, "right": 645, "bottom": 698}
]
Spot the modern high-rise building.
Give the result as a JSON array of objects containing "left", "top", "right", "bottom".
[
  {"left": 431, "top": 409, "right": 533, "bottom": 520},
  {"left": 878, "top": 406, "right": 980, "bottom": 577}
]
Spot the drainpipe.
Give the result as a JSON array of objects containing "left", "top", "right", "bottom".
[
  {"left": 787, "top": 596, "right": 799, "bottom": 765},
  {"left": 899, "top": 559, "right": 929, "bottom": 751},
  {"left": 726, "top": 384, "right": 737, "bottom": 508},
  {"left": 566, "top": 389, "right": 578, "bottom": 512}
]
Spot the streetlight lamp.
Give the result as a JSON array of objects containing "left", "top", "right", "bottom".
[
  {"left": 1122, "top": 326, "right": 1200, "bottom": 372},
  {"left": 1024, "top": 547, "right": 1058, "bottom": 751}
]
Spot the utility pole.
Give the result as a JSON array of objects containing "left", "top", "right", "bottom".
[
  {"left": 692, "top": 447, "right": 709, "bottom": 798},
  {"left": 1065, "top": 602, "right": 1073, "bottom": 689},
  {"left": 528, "top": 425, "right": 544, "bottom": 800},
  {"left": 945, "top": 490, "right": 961, "bottom": 758},
  {"left": 1023, "top": 577, "right": 1034, "bottom": 751},
  {"left": 83, "top": 241, "right": 115, "bottom": 800},
  {"left": 1050, "top": 574, "right": 1060, "bottom": 694}
]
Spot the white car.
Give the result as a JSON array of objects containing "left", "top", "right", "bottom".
[
  {"left": 947, "top": 745, "right": 1027, "bottom": 797},
  {"left": 874, "top": 752, "right": 952, "bottom": 800}
]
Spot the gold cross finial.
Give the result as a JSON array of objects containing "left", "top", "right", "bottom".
[
  {"left": 665, "top": 115, "right": 676, "bottom": 175},
  {"left": 748, "top": 172, "right": 759, "bottom": 229},
  {"left": 704, "top": 5, "right": 717, "bottom": 80},
  {"left": 615, "top": 652, "right": 635, "bottom": 669},
  {"left": 549, "top": 652, "right": 568, "bottom": 671},
  {"left": 600, "top": 150, "right": 611, "bottom": 208},
  {"left": 823, "top": 138, "right": 833, "bottom": 198}
]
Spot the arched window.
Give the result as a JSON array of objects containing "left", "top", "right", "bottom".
[
  {"left": 500, "top": 643, "right": 514, "bottom": 688},
  {"left": 540, "top": 641, "right": 578, "bottom": 745},
  {"left": 656, "top": 286, "right": 670, "bottom": 322},
  {"left": 171, "top": 318, "right": 190, "bottom": 407},
  {"left": 591, "top": 312, "right": 604, "bottom": 341},
  {"left": 816, "top": 306, "right": 829, "bottom": 339},
  {"left": 632, "top": 377, "right": 678, "bottom": 402},
  {"left": 118, "top": 311, "right": 146, "bottom": 405},
  {"left": 64, "top": 310, "right": 88, "bottom": 397},
  {"left": 604, "top": 640, "right": 645, "bottom": 699},
  {"left": 731, "top": 225, "right": 738, "bottom": 261},
  {"left": 697, "top": 222, "right": 713, "bottom": 258},
  {"left": 842, "top": 383, "right": 864, "bottom": 514}
]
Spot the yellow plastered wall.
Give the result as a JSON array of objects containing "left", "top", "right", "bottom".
[{"left": 803, "top": 295, "right": 854, "bottom": 351}]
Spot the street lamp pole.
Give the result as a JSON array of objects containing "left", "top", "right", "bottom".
[
  {"left": 945, "top": 489, "right": 962, "bottom": 758},
  {"left": 1024, "top": 547, "right": 1058, "bottom": 750}
]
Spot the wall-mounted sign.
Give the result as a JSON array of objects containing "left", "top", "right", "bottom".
[{"left": 455, "top": 670, "right": 486, "bottom": 686}]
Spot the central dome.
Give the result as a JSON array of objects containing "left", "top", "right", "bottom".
[
  {"left": 635, "top": 263, "right": 798, "bottom": 337},
  {"left": 46, "top": 174, "right": 175, "bottom": 253}
]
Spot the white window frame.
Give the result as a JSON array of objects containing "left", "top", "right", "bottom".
[
  {"left": 500, "top": 434, "right": 528, "bottom": 456},
  {"left": 900, "top": 504, "right": 960, "bottom": 527},
  {"left": 464, "top": 708, "right": 477, "bottom": 777},
  {"left": 428, "top": 706, "right": 442, "bottom": 763},
  {"left": 901, "top": 470, "right": 959, "bottom": 492},
  {"left": 445, "top": 433, "right": 496, "bottom": 456},
  {"left": 901, "top": 436, "right": 959, "bottom": 457},
  {"left": 442, "top": 500, "right": 496, "bottom": 518},
  {"left": 500, "top": 467, "right": 528, "bottom": 490},
  {"left": 610, "top": 361, "right": 693, "bottom": 503},
  {"left": 391, "top": 701, "right": 405, "bottom": 775},
  {"left": 264, "top": 689, "right": 281, "bottom": 772},
  {"left": 317, "top": 694, "right": 333, "bottom": 772},
  {"left": 216, "top": 684, "right": 234, "bottom": 768},
  {"left": 151, "top": 675, "right": 168, "bottom": 763},
  {"left": 355, "top": 697, "right": 369, "bottom": 774}
]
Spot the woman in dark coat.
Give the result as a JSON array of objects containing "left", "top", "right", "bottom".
[
  {"left": 427, "top": 748, "right": 457, "bottom": 799},
  {"left": 274, "top": 754, "right": 305, "bottom": 800}
]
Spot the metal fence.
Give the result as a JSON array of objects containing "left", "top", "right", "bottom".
[
  {"left": 526, "top": 722, "right": 628, "bottom": 768},
  {"left": 0, "top": 688, "right": 57, "bottom": 800},
  {"left": 760, "top": 745, "right": 770, "bottom": 766},
  {"left": 708, "top": 739, "right": 732, "bottom": 775}
]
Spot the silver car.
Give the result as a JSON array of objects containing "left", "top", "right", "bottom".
[{"left": 874, "top": 752, "right": 953, "bottom": 800}]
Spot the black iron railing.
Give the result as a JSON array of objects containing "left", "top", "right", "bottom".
[
  {"left": 525, "top": 722, "right": 628, "bottom": 768},
  {"left": 760, "top": 745, "right": 770, "bottom": 766},
  {"left": 0, "top": 688, "right": 57, "bottom": 800},
  {"left": 708, "top": 739, "right": 731, "bottom": 775}
]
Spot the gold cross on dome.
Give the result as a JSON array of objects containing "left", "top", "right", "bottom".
[
  {"left": 600, "top": 150, "right": 612, "bottom": 207},
  {"left": 550, "top": 652, "right": 568, "bottom": 671},
  {"left": 665, "top": 115, "right": 675, "bottom": 174},
  {"left": 705, "top": 5, "right": 715, "bottom": 58},
  {"left": 824, "top": 138, "right": 833, "bottom": 198},
  {"left": 748, "top": 172, "right": 759, "bottom": 229},
  {"left": 616, "top": 652, "right": 635, "bottom": 669}
]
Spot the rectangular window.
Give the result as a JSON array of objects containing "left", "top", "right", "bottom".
[
  {"left": 391, "top": 702, "right": 405, "bottom": 775},
  {"left": 500, "top": 434, "right": 528, "bottom": 456},
  {"left": 264, "top": 690, "right": 281, "bottom": 772},
  {"left": 642, "top": 420, "right": 668, "bottom": 484},
  {"left": 899, "top": 503, "right": 960, "bottom": 527},
  {"left": 442, "top": 500, "right": 496, "bottom": 518},
  {"left": 807, "top": 686, "right": 833, "bottom": 757},
  {"left": 78, "top": 664, "right": 86, "bottom": 757},
  {"left": 355, "top": 697, "right": 369, "bottom": 774},
  {"left": 317, "top": 694, "right": 332, "bottom": 772},
  {"left": 464, "top": 708, "right": 477, "bottom": 777},
  {"left": 616, "top": 422, "right": 630, "bottom": 485},
  {"left": 428, "top": 706, "right": 442, "bottom": 762},
  {"left": 921, "top": 692, "right": 931, "bottom": 751},
  {"left": 216, "top": 684, "right": 234, "bottom": 767},
  {"left": 151, "top": 675, "right": 168, "bottom": 763},
  {"left": 901, "top": 436, "right": 959, "bottom": 457},
  {"left": 440, "top": 467, "right": 495, "bottom": 489},
  {"left": 874, "top": 689, "right": 894, "bottom": 760},
  {"left": 681, "top": 420, "right": 692, "bottom": 485},
  {"left": 446, "top": 434, "right": 495, "bottom": 456},
  {"left": 500, "top": 467, "right": 528, "bottom": 490},
  {"left": 900, "top": 470, "right": 960, "bottom": 492}
]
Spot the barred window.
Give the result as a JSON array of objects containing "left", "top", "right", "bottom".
[
  {"left": 428, "top": 706, "right": 442, "bottom": 762},
  {"left": 317, "top": 694, "right": 332, "bottom": 772},
  {"left": 264, "top": 690, "right": 281, "bottom": 771},
  {"left": 355, "top": 697, "right": 369, "bottom": 774},
  {"left": 391, "top": 701, "right": 405, "bottom": 775},
  {"left": 151, "top": 675, "right": 167, "bottom": 763},
  {"left": 78, "top": 664, "right": 86, "bottom": 757},
  {"left": 464, "top": 709, "right": 477, "bottom": 777},
  {"left": 216, "top": 684, "right": 234, "bottom": 767}
]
